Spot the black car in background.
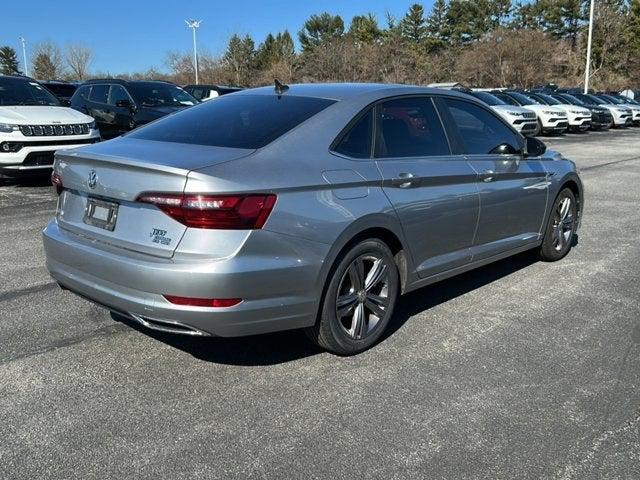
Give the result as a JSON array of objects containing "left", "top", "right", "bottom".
[
  {"left": 183, "top": 84, "right": 242, "bottom": 101},
  {"left": 40, "top": 81, "right": 79, "bottom": 103},
  {"left": 70, "top": 79, "right": 197, "bottom": 139}
]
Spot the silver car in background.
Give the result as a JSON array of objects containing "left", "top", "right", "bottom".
[{"left": 43, "top": 83, "right": 583, "bottom": 355}]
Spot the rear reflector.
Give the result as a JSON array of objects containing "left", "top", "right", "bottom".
[
  {"left": 136, "top": 193, "right": 276, "bottom": 229},
  {"left": 164, "top": 295, "right": 242, "bottom": 308}
]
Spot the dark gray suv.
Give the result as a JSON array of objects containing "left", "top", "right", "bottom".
[{"left": 70, "top": 79, "right": 197, "bottom": 139}]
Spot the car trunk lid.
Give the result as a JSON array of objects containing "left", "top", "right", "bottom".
[{"left": 54, "top": 137, "right": 254, "bottom": 258}]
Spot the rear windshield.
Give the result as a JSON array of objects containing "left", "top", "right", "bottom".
[{"left": 130, "top": 94, "right": 336, "bottom": 149}]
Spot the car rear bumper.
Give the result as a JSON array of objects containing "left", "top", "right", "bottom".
[{"left": 43, "top": 220, "right": 327, "bottom": 337}]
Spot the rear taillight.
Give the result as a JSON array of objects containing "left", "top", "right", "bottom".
[
  {"left": 51, "top": 171, "right": 63, "bottom": 195},
  {"left": 136, "top": 193, "right": 277, "bottom": 230},
  {"left": 164, "top": 295, "right": 242, "bottom": 308}
]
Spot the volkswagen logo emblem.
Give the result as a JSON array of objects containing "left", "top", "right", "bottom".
[{"left": 87, "top": 169, "right": 98, "bottom": 189}]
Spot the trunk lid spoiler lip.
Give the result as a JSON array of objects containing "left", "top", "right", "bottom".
[{"left": 54, "top": 137, "right": 257, "bottom": 178}]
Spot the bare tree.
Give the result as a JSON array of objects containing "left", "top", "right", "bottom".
[
  {"left": 32, "top": 41, "right": 65, "bottom": 79},
  {"left": 65, "top": 44, "right": 93, "bottom": 80}
]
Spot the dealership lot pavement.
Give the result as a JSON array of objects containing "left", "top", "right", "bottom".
[{"left": 1, "top": 130, "right": 639, "bottom": 479}]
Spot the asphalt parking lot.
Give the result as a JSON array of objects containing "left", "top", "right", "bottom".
[{"left": 1, "top": 129, "right": 639, "bottom": 479}]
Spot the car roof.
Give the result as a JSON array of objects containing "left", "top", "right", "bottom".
[
  {"left": 184, "top": 84, "right": 241, "bottom": 89},
  {"left": 82, "top": 79, "right": 175, "bottom": 86},
  {"left": 0, "top": 74, "right": 36, "bottom": 81},
  {"left": 235, "top": 82, "right": 473, "bottom": 102}
]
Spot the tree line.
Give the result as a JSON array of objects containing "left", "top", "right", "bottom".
[{"left": 2, "top": 1, "right": 639, "bottom": 90}]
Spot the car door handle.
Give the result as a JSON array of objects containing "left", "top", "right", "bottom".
[
  {"left": 391, "top": 172, "right": 418, "bottom": 188},
  {"left": 480, "top": 170, "right": 495, "bottom": 182}
]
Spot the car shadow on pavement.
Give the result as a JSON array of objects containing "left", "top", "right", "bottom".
[
  {"left": 383, "top": 250, "right": 538, "bottom": 342},
  {"left": 113, "top": 250, "right": 538, "bottom": 366},
  {"left": 0, "top": 174, "right": 51, "bottom": 188}
]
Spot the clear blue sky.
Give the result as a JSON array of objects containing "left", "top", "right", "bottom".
[{"left": 5, "top": 0, "right": 429, "bottom": 74}]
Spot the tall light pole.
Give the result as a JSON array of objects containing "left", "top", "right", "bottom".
[
  {"left": 19, "top": 36, "right": 28, "bottom": 77},
  {"left": 584, "top": 0, "right": 595, "bottom": 94},
  {"left": 185, "top": 19, "right": 202, "bottom": 84}
]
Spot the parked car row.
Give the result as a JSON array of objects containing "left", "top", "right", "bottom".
[
  {"left": 444, "top": 86, "right": 640, "bottom": 137},
  {"left": 0, "top": 74, "right": 243, "bottom": 178}
]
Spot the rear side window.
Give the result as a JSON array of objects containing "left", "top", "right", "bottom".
[
  {"left": 443, "top": 98, "right": 520, "bottom": 155},
  {"left": 333, "top": 109, "right": 373, "bottom": 158},
  {"left": 129, "top": 94, "right": 336, "bottom": 149},
  {"left": 89, "top": 84, "right": 109, "bottom": 104},
  {"left": 375, "top": 97, "right": 450, "bottom": 158}
]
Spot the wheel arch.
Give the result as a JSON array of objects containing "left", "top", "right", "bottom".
[{"left": 312, "top": 214, "right": 413, "bottom": 325}]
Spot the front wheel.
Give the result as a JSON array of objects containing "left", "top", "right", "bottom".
[
  {"left": 539, "top": 188, "right": 578, "bottom": 261},
  {"left": 306, "top": 239, "right": 399, "bottom": 355}
]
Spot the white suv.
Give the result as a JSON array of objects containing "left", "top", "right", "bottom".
[
  {"left": 492, "top": 91, "right": 569, "bottom": 134},
  {"left": 527, "top": 92, "right": 592, "bottom": 132},
  {"left": 467, "top": 90, "right": 538, "bottom": 136},
  {"left": 0, "top": 75, "right": 100, "bottom": 177}
]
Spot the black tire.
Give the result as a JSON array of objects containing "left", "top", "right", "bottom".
[
  {"left": 306, "top": 238, "right": 399, "bottom": 355},
  {"left": 539, "top": 188, "right": 578, "bottom": 262}
]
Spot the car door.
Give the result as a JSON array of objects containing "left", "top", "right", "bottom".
[
  {"left": 87, "top": 84, "right": 113, "bottom": 138},
  {"left": 107, "top": 85, "right": 135, "bottom": 136},
  {"left": 373, "top": 96, "right": 480, "bottom": 278},
  {"left": 437, "top": 97, "right": 548, "bottom": 260}
]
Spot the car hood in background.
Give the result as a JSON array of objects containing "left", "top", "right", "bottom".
[
  {"left": 0, "top": 106, "right": 94, "bottom": 124},
  {"left": 140, "top": 105, "right": 191, "bottom": 117},
  {"left": 491, "top": 105, "right": 535, "bottom": 115},
  {"left": 521, "top": 104, "right": 567, "bottom": 115}
]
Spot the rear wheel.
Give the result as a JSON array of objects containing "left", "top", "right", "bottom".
[
  {"left": 539, "top": 188, "right": 578, "bottom": 261},
  {"left": 306, "top": 239, "right": 399, "bottom": 355}
]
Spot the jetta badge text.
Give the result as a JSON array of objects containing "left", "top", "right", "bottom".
[
  {"left": 87, "top": 169, "right": 98, "bottom": 189},
  {"left": 149, "top": 228, "right": 172, "bottom": 246}
]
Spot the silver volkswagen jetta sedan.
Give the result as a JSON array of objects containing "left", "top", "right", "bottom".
[{"left": 43, "top": 83, "right": 583, "bottom": 355}]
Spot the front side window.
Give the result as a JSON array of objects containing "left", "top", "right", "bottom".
[
  {"left": 129, "top": 94, "right": 336, "bottom": 149},
  {"left": 375, "top": 97, "right": 450, "bottom": 158},
  {"left": 443, "top": 98, "right": 521, "bottom": 155},
  {"left": 89, "top": 84, "right": 109, "bottom": 104},
  {"left": 108, "top": 85, "right": 130, "bottom": 105},
  {"left": 333, "top": 109, "right": 373, "bottom": 158},
  {"left": 0, "top": 77, "right": 60, "bottom": 106},
  {"left": 75, "top": 85, "right": 91, "bottom": 100}
]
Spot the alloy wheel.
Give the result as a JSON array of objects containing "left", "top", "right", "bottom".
[
  {"left": 335, "top": 254, "right": 391, "bottom": 340},
  {"left": 552, "top": 196, "right": 574, "bottom": 251}
]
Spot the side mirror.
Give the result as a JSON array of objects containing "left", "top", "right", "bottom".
[
  {"left": 525, "top": 136, "right": 547, "bottom": 157},
  {"left": 60, "top": 99, "right": 71, "bottom": 106},
  {"left": 489, "top": 143, "right": 520, "bottom": 155},
  {"left": 116, "top": 99, "right": 135, "bottom": 111}
]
